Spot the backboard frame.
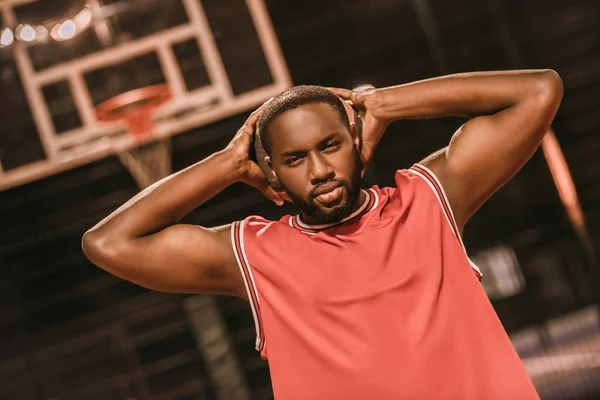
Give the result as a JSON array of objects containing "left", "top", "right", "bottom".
[{"left": 0, "top": 0, "right": 292, "bottom": 191}]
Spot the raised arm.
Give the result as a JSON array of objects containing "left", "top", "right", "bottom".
[
  {"left": 82, "top": 107, "right": 283, "bottom": 296},
  {"left": 331, "top": 70, "right": 563, "bottom": 230}
]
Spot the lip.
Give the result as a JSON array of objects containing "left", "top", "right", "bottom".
[
  {"left": 316, "top": 186, "right": 343, "bottom": 205},
  {"left": 312, "top": 181, "right": 342, "bottom": 197}
]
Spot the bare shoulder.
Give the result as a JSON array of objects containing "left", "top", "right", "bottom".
[
  {"left": 84, "top": 222, "right": 247, "bottom": 297},
  {"left": 176, "top": 223, "right": 246, "bottom": 297},
  {"left": 417, "top": 145, "right": 467, "bottom": 229}
]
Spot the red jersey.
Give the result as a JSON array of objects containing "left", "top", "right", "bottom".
[{"left": 231, "top": 164, "right": 539, "bottom": 400}]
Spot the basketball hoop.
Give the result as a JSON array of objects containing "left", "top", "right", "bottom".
[
  {"left": 96, "top": 84, "right": 172, "bottom": 138},
  {"left": 95, "top": 84, "right": 173, "bottom": 189}
]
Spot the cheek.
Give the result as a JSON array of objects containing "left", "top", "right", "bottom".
[
  {"left": 330, "top": 147, "right": 357, "bottom": 177},
  {"left": 276, "top": 166, "right": 310, "bottom": 194}
]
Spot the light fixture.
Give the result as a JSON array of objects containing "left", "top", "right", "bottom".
[
  {"left": 50, "top": 6, "right": 93, "bottom": 42},
  {"left": 353, "top": 84, "right": 375, "bottom": 92},
  {"left": 16, "top": 24, "right": 36, "bottom": 42},
  {"left": 59, "top": 20, "right": 76, "bottom": 40},
  {"left": 0, "top": 28, "right": 14, "bottom": 47}
]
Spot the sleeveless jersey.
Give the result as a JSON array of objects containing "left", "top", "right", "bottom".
[{"left": 231, "top": 164, "right": 539, "bottom": 400}]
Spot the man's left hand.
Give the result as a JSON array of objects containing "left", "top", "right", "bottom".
[{"left": 329, "top": 87, "right": 389, "bottom": 172}]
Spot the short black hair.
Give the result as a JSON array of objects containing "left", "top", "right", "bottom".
[{"left": 257, "top": 85, "right": 350, "bottom": 156}]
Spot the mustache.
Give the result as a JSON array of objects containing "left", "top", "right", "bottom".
[{"left": 309, "top": 180, "right": 346, "bottom": 200}]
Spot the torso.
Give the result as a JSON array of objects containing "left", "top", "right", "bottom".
[{"left": 231, "top": 165, "right": 539, "bottom": 400}]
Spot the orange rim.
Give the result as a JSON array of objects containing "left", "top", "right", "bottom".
[{"left": 95, "top": 84, "right": 172, "bottom": 122}]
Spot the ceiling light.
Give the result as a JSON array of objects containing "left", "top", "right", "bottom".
[
  {"left": 51, "top": 20, "right": 77, "bottom": 41},
  {"left": 0, "top": 28, "right": 14, "bottom": 47},
  {"left": 17, "top": 24, "right": 36, "bottom": 42}
]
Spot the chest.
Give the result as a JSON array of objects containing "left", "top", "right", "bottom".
[{"left": 274, "top": 218, "right": 447, "bottom": 305}]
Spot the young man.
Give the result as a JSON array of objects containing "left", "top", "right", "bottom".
[{"left": 82, "top": 70, "right": 563, "bottom": 399}]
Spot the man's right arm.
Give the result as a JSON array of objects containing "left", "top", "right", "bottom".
[{"left": 81, "top": 107, "right": 283, "bottom": 297}]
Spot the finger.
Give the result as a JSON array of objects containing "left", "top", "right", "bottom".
[
  {"left": 277, "top": 190, "right": 292, "bottom": 203},
  {"left": 248, "top": 97, "right": 274, "bottom": 122},
  {"left": 245, "top": 163, "right": 283, "bottom": 205},
  {"left": 242, "top": 114, "right": 260, "bottom": 134},
  {"left": 234, "top": 125, "right": 252, "bottom": 145},
  {"left": 263, "top": 186, "right": 285, "bottom": 206},
  {"left": 254, "top": 175, "right": 284, "bottom": 205},
  {"left": 327, "top": 87, "right": 353, "bottom": 100},
  {"left": 242, "top": 98, "right": 273, "bottom": 135},
  {"left": 343, "top": 99, "right": 356, "bottom": 108}
]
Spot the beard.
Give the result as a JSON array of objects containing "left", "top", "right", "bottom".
[{"left": 281, "top": 150, "right": 363, "bottom": 225}]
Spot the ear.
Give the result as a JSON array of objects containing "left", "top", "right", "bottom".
[
  {"left": 254, "top": 130, "right": 285, "bottom": 191},
  {"left": 265, "top": 155, "right": 278, "bottom": 179},
  {"left": 349, "top": 121, "right": 359, "bottom": 147},
  {"left": 264, "top": 155, "right": 280, "bottom": 183},
  {"left": 264, "top": 156, "right": 292, "bottom": 201}
]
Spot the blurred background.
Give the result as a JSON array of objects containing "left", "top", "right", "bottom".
[{"left": 0, "top": 0, "right": 599, "bottom": 399}]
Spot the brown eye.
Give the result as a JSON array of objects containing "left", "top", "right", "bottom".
[
  {"left": 324, "top": 141, "right": 340, "bottom": 150},
  {"left": 285, "top": 156, "right": 301, "bottom": 166}
]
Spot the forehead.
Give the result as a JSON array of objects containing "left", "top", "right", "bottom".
[{"left": 269, "top": 103, "right": 348, "bottom": 152}]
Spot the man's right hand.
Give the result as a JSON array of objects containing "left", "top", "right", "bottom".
[{"left": 225, "top": 103, "right": 285, "bottom": 206}]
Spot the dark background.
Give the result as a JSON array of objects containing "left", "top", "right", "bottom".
[{"left": 1, "top": 0, "right": 599, "bottom": 399}]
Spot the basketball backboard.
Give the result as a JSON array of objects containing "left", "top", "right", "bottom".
[{"left": 0, "top": 0, "right": 291, "bottom": 191}]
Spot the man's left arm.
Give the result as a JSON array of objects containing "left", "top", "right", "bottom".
[{"left": 333, "top": 70, "right": 564, "bottom": 231}]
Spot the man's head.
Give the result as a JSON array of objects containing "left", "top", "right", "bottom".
[{"left": 256, "top": 85, "right": 363, "bottom": 225}]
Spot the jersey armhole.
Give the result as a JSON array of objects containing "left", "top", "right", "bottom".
[
  {"left": 408, "top": 164, "right": 483, "bottom": 281},
  {"left": 231, "top": 221, "right": 268, "bottom": 357}
]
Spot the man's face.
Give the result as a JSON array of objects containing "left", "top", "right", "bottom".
[{"left": 268, "top": 103, "right": 362, "bottom": 225}]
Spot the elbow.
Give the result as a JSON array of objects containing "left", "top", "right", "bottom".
[
  {"left": 81, "top": 230, "right": 115, "bottom": 267},
  {"left": 81, "top": 230, "right": 95, "bottom": 260},
  {"left": 82, "top": 232, "right": 146, "bottom": 288},
  {"left": 541, "top": 69, "right": 563, "bottom": 97},
  {"left": 535, "top": 69, "right": 564, "bottom": 106}
]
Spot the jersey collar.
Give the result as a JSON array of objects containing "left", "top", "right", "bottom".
[{"left": 289, "top": 188, "right": 378, "bottom": 232}]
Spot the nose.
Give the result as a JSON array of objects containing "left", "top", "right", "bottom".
[{"left": 308, "top": 152, "right": 335, "bottom": 185}]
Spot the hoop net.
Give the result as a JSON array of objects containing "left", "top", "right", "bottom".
[
  {"left": 95, "top": 84, "right": 173, "bottom": 189},
  {"left": 117, "top": 140, "right": 172, "bottom": 190}
]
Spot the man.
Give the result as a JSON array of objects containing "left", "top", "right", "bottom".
[{"left": 82, "top": 70, "right": 563, "bottom": 399}]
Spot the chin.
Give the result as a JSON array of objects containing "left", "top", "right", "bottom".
[
  {"left": 284, "top": 175, "right": 361, "bottom": 225},
  {"left": 310, "top": 197, "right": 354, "bottom": 224},
  {"left": 322, "top": 210, "right": 352, "bottom": 224}
]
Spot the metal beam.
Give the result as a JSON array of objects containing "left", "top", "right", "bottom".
[
  {"left": 483, "top": 0, "right": 600, "bottom": 293},
  {"left": 409, "top": 0, "right": 449, "bottom": 74},
  {"left": 2, "top": 8, "right": 59, "bottom": 160},
  {"left": 184, "top": 295, "right": 251, "bottom": 400},
  {"left": 182, "top": 0, "right": 234, "bottom": 102},
  {"left": 484, "top": 0, "right": 524, "bottom": 67},
  {"left": 246, "top": 0, "right": 293, "bottom": 88},
  {"left": 34, "top": 24, "right": 197, "bottom": 85}
]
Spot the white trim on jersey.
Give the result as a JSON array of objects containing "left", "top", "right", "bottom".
[
  {"left": 295, "top": 189, "right": 375, "bottom": 230},
  {"left": 231, "top": 222, "right": 264, "bottom": 350},
  {"left": 368, "top": 188, "right": 379, "bottom": 211},
  {"left": 409, "top": 164, "right": 483, "bottom": 279}
]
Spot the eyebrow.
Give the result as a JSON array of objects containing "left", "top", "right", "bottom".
[{"left": 279, "top": 133, "right": 340, "bottom": 158}]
